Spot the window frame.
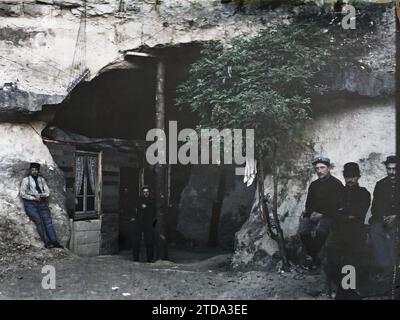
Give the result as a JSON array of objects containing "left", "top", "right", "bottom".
[{"left": 74, "top": 151, "right": 100, "bottom": 220}]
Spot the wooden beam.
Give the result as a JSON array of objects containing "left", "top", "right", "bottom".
[
  {"left": 207, "top": 166, "right": 227, "bottom": 247},
  {"left": 97, "top": 151, "right": 103, "bottom": 216},
  {"left": 154, "top": 58, "right": 168, "bottom": 260},
  {"left": 124, "top": 51, "right": 156, "bottom": 58}
]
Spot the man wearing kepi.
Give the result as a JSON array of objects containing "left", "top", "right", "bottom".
[
  {"left": 299, "top": 156, "right": 344, "bottom": 271},
  {"left": 20, "top": 162, "right": 63, "bottom": 249},
  {"left": 369, "top": 155, "right": 399, "bottom": 288},
  {"left": 326, "top": 162, "right": 371, "bottom": 299},
  {"left": 132, "top": 186, "right": 157, "bottom": 262}
]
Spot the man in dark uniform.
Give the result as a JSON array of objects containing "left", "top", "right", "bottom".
[
  {"left": 132, "top": 186, "right": 157, "bottom": 262},
  {"left": 299, "top": 156, "right": 344, "bottom": 271},
  {"left": 326, "top": 162, "right": 371, "bottom": 299},
  {"left": 369, "top": 155, "right": 399, "bottom": 293}
]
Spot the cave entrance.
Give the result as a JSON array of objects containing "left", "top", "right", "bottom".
[
  {"left": 42, "top": 44, "right": 201, "bottom": 258},
  {"left": 42, "top": 43, "right": 250, "bottom": 261}
]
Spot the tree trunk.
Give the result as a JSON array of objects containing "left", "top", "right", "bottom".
[
  {"left": 257, "top": 156, "right": 276, "bottom": 240},
  {"left": 155, "top": 58, "right": 168, "bottom": 260},
  {"left": 272, "top": 162, "right": 290, "bottom": 271}
]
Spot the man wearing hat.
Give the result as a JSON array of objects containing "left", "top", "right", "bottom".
[
  {"left": 325, "top": 162, "right": 371, "bottom": 299},
  {"left": 132, "top": 186, "right": 157, "bottom": 262},
  {"left": 19, "top": 162, "right": 63, "bottom": 249},
  {"left": 369, "top": 156, "right": 399, "bottom": 288},
  {"left": 299, "top": 156, "right": 344, "bottom": 271}
]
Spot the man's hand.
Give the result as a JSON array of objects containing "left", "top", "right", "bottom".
[
  {"left": 35, "top": 195, "right": 41, "bottom": 201},
  {"left": 384, "top": 215, "right": 397, "bottom": 228},
  {"left": 310, "top": 212, "right": 323, "bottom": 222}
]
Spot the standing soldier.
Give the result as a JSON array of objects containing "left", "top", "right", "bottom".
[
  {"left": 326, "top": 162, "right": 371, "bottom": 299},
  {"left": 299, "top": 156, "right": 344, "bottom": 271},
  {"left": 132, "top": 186, "right": 157, "bottom": 262},
  {"left": 20, "top": 162, "right": 63, "bottom": 249},
  {"left": 369, "top": 155, "right": 399, "bottom": 294}
]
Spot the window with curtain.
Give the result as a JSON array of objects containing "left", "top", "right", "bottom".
[{"left": 75, "top": 152, "right": 99, "bottom": 218}]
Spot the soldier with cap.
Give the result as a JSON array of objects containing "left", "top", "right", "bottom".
[
  {"left": 132, "top": 186, "right": 157, "bottom": 262},
  {"left": 299, "top": 156, "right": 344, "bottom": 271},
  {"left": 325, "top": 162, "right": 371, "bottom": 299},
  {"left": 369, "top": 156, "right": 399, "bottom": 286},
  {"left": 19, "top": 162, "right": 63, "bottom": 249}
]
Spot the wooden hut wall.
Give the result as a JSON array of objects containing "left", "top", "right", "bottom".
[
  {"left": 45, "top": 141, "right": 76, "bottom": 217},
  {"left": 45, "top": 141, "right": 141, "bottom": 217}
]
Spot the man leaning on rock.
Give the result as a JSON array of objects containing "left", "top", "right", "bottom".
[{"left": 19, "top": 162, "right": 63, "bottom": 249}]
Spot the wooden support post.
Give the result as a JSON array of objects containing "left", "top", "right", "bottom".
[
  {"left": 207, "top": 166, "right": 227, "bottom": 247},
  {"left": 155, "top": 58, "right": 168, "bottom": 260},
  {"left": 166, "top": 164, "right": 171, "bottom": 207}
]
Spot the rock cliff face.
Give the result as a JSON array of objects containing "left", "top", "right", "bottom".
[
  {"left": 0, "top": 0, "right": 289, "bottom": 115},
  {"left": 0, "top": 1, "right": 396, "bottom": 270}
]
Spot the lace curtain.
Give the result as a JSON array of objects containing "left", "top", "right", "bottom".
[
  {"left": 87, "top": 156, "right": 98, "bottom": 194},
  {"left": 75, "top": 156, "right": 85, "bottom": 197}
]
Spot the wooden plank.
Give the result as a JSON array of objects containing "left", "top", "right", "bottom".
[
  {"left": 102, "top": 171, "right": 119, "bottom": 177},
  {"left": 97, "top": 151, "right": 103, "bottom": 215},
  {"left": 103, "top": 181, "right": 119, "bottom": 186},
  {"left": 102, "top": 163, "right": 119, "bottom": 172}
]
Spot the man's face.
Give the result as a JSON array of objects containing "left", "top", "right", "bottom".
[
  {"left": 314, "top": 163, "right": 330, "bottom": 179},
  {"left": 30, "top": 168, "right": 39, "bottom": 177},
  {"left": 143, "top": 190, "right": 150, "bottom": 198},
  {"left": 344, "top": 176, "right": 359, "bottom": 187},
  {"left": 386, "top": 163, "right": 396, "bottom": 180}
]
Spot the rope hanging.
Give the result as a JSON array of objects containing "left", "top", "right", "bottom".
[{"left": 67, "top": 0, "right": 89, "bottom": 93}]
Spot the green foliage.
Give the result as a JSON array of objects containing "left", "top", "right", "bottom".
[
  {"left": 176, "top": 21, "right": 339, "bottom": 157},
  {"left": 175, "top": 11, "right": 380, "bottom": 157}
]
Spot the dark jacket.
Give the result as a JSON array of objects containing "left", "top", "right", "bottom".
[
  {"left": 370, "top": 177, "right": 400, "bottom": 223},
  {"left": 305, "top": 175, "right": 344, "bottom": 219},
  {"left": 326, "top": 184, "right": 371, "bottom": 277},
  {"left": 134, "top": 196, "right": 157, "bottom": 228},
  {"left": 333, "top": 184, "right": 371, "bottom": 232}
]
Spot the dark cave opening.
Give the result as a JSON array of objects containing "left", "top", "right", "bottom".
[{"left": 48, "top": 44, "right": 201, "bottom": 140}]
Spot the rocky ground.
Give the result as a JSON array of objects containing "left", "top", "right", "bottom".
[
  {"left": 0, "top": 246, "right": 328, "bottom": 300},
  {"left": 0, "top": 242, "right": 71, "bottom": 282}
]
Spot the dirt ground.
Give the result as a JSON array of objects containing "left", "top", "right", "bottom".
[{"left": 0, "top": 247, "right": 328, "bottom": 300}]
